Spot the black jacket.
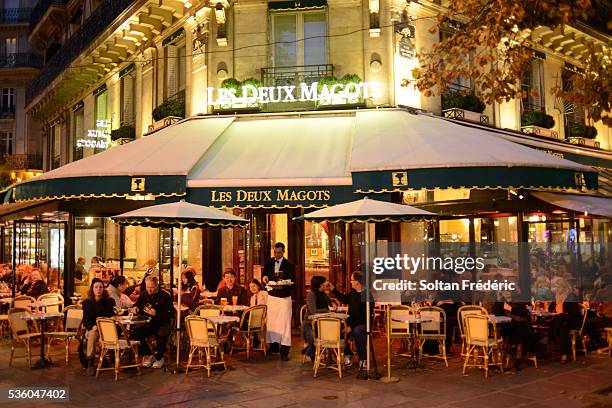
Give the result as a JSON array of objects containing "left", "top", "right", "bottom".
[
  {"left": 134, "top": 289, "right": 174, "bottom": 327},
  {"left": 82, "top": 297, "right": 116, "bottom": 331},
  {"left": 262, "top": 257, "right": 295, "bottom": 298},
  {"left": 21, "top": 280, "right": 49, "bottom": 298},
  {"left": 333, "top": 288, "right": 369, "bottom": 329}
]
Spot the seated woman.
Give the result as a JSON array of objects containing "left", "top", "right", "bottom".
[
  {"left": 179, "top": 270, "right": 201, "bottom": 310},
  {"left": 20, "top": 269, "right": 49, "bottom": 298},
  {"left": 107, "top": 276, "right": 133, "bottom": 309},
  {"left": 82, "top": 278, "right": 115, "bottom": 375},
  {"left": 249, "top": 279, "right": 268, "bottom": 307},
  {"left": 302, "top": 275, "right": 332, "bottom": 362}
]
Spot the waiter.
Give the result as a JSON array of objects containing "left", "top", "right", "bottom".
[{"left": 262, "top": 242, "right": 295, "bottom": 361}]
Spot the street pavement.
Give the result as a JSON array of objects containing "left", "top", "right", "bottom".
[{"left": 0, "top": 335, "right": 610, "bottom": 408}]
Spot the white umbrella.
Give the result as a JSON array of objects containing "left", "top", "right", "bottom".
[
  {"left": 298, "top": 197, "right": 435, "bottom": 381},
  {"left": 112, "top": 200, "right": 248, "bottom": 371}
]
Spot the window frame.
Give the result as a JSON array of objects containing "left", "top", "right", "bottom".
[{"left": 270, "top": 9, "right": 328, "bottom": 68}]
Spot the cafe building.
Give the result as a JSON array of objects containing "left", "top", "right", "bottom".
[{"left": 1, "top": 0, "right": 610, "bottom": 304}]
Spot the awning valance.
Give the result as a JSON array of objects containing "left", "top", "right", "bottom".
[
  {"left": 6, "top": 108, "right": 598, "bottom": 205},
  {"left": 532, "top": 192, "right": 612, "bottom": 217}
]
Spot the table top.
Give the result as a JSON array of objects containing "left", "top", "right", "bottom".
[
  {"left": 0, "top": 297, "right": 12, "bottom": 304},
  {"left": 392, "top": 314, "right": 433, "bottom": 324},
  {"left": 489, "top": 315, "right": 512, "bottom": 324},
  {"left": 331, "top": 306, "right": 348, "bottom": 313},
  {"left": 0, "top": 292, "right": 12, "bottom": 298},
  {"left": 310, "top": 312, "right": 349, "bottom": 320},
  {"left": 208, "top": 315, "right": 240, "bottom": 324},
  {"left": 113, "top": 315, "right": 151, "bottom": 326},
  {"left": 22, "top": 312, "right": 63, "bottom": 321},
  {"left": 530, "top": 310, "right": 558, "bottom": 317},
  {"left": 174, "top": 303, "right": 190, "bottom": 312},
  {"left": 221, "top": 305, "right": 249, "bottom": 312}
]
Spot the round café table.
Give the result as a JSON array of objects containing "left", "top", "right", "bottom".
[
  {"left": 391, "top": 314, "right": 434, "bottom": 370},
  {"left": 21, "top": 312, "right": 63, "bottom": 369},
  {"left": 489, "top": 315, "right": 512, "bottom": 324}
]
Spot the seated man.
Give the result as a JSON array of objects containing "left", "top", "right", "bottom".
[
  {"left": 129, "top": 276, "right": 174, "bottom": 369},
  {"left": 216, "top": 269, "right": 249, "bottom": 306},
  {"left": 331, "top": 272, "right": 370, "bottom": 372}
]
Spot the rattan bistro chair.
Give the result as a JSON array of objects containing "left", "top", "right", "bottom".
[
  {"left": 12, "top": 295, "right": 35, "bottom": 310},
  {"left": 300, "top": 304, "right": 309, "bottom": 364},
  {"left": 185, "top": 316, "right": 227, "bottom": 377},
  {"left": 313, "top": 316, "right": 346, "bottom": 379},
  {"left": 387, "top": 305, "right": 414, "bottom": 356},
  {"left": 8, "top": 308, "right": 40, "bottom": 368},
  {"left": 418, "top": 306, "right": 448, "bottom": 367},
  {"left": 462, "top": 314, "right": 503, "bottom": 378},
  {"left": 194, "top": 304, "right": 222, "bottom": 318},
  {"left": 46, "top": 305, "right": 83, "bottom": 365},
  {"left": 457, "top": 305, "right": 487, "bottom": 357},
  {"left": 233, "top": 305, "right": 267, "bottom": 359},
  {"left": 571, "top": 303, "right": 590, "bottom": 361},
  {"left": 95, "top": 317, "right": 140, "bottom": 381},
  {"left": 37, "top": 293, "right": 64, "bottom": 314}
]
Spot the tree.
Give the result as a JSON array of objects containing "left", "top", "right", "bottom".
[{"left": 411, "top": 0, "right": 611, "bottom": 126}]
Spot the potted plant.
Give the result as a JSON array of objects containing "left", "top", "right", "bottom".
[
  {"left": 521, "top": 111, "right": 558, "bottom": 139},
  {"left": 220, "top": 78, "right": 242, "bottom": 97},
  {"left": 238, "top": 77, "right": 263, "bottom": 107},
  {"left": 568, "top": 123, "right": 599, "bottom": 148},
  {"left": 110, "top": 124, "right": 135, "bottom": 142},
  {"left": 442, "top": 91, "right": 488, "bottom": 124},
  {"left": 152, "top": 98, "right": 185, "bottom": 122}
]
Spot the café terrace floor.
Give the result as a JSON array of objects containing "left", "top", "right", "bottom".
[{"left": 0, "top": 335, "right": 611, "bottom": 408}]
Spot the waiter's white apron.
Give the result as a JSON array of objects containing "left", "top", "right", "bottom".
[{"left": 266, "top": 295, "right": 292, "bottom": 346}]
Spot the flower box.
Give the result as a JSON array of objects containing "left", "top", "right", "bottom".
[
  {"left": 568, "top": 137, "right": 600, "bottom": 149},
  {"left": 521, "top": 125, "right": 560, "bottom": 139},
  {"left": 443, "top": 108, "right": 489, "bottom": 124}
]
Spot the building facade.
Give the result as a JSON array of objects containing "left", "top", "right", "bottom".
[
  {"left": 2, "top": 0, "right": 610, "bottom": 303},
  {"left": 0, "top": 0, "right": 43, "bottom": 187}
]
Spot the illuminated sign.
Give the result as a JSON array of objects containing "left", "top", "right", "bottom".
[
  {"left": 211, "top": 188, "right": 331, "bottom": 203},
  {"left": 206, "top": 82, "right": 383, "bottom": 106},
  {"left": 77, "top": 119, "right": 110, "bottom": 149}
]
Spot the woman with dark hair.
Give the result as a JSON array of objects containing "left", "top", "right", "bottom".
[
  {"left": 82, "top": 278, "right": 115, "bottom": 375},
  {"left": 180, "top": 270, "right": 201, "bottom": 310},
  {"left": 301, "top": 275, "right": 332, "bottom": 362},
  {"left": 249, "top": 279, "right": 268, "bottom": 306}
]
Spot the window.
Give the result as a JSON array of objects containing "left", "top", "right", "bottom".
[
  {"left": 120, "top": 66, "right": 136, "bottom": 125},
  {"left": 271, "top": 11, "right": 327, "bottom": 67},
  {"left": 3, "top": 37, "right": 16, "bottom": 54},
  {"left": 439, "top": 29, "right": 471, "bottom": 92},
  {"left": 94, "top": 87, "right": 108, "bottom": 155},
  {"left": 0, "top": 131, "right": 13, "bottom": 155},
  {"left": 521, "top": 58, "right": 545, "bottom": 113},
  {"left": 73, "top": 107, "right": 84, "bottom": 160},
  {"left": 562, "top": 68, "right": 585, "bottom": 127},
  {"left": 50, "top": 125, "right": 61, "bottom": 169},
  {"left": 1, "top": 88, "right": 14, "bottom": 114},
  {"left": 165, "top": 43, "right": 186, "bottom": 99}
]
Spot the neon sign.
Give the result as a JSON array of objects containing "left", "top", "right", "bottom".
[
  {"left": 206, "top": 82, "right": 383, "bottom": 106},
  {"left": 77, "top": 119, "right": 110, "bottom": 149}
]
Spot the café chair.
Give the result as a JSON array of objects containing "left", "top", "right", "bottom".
[
  {"left": 233, "top": 305, "right": 267, "bottom": 359},
  {"left": 571, "top": 304, "right": 590, "bottom": 361},
  {"left": 300, "top": 304, "right": 309, "bottom": 364},
  {"left": 7, "top": 308, "right": 40, "bottom": 368},
  {"left": 605, "top": 327, "right": 612, "bottom": 356},
  {"left": 418, "top": 306, "right": 448, "bottom": 367},
  {"left": 457, "top": 305, "right": 487, "bottom": 358},
  {"left": 194, "top": 304, "right": 222, "bottom": 318},
  {"left": 0, "top": 313, "right": 9, "bottom": 339},
  {"left": 46, "top": 305, "right": 83, "bottom": 365},
  {"left": 12, "top": 295, "right": 35, "bottom": 310},
  {"left": 185, "top": 316, "right": 226, "bottom": 377},
  {"left": 387, "top": 305, "right": 414, "bottom": 357},
  {"left": 37, "top": 293, "right": 64, "bottom": 314},
  {"left": 462, "top": 314, "right": 503, "bottom": 378},
  {"left": 313, "top": 316, "right": 346, "bottom": 379},
  {"left": 95, "top": 317, "right": 141, "bottom": 381}
]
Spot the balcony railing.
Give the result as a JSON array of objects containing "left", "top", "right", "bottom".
[
  {"left": 26, "top": 0, "right": 134, "bottom": 104},
  {"left": 2, "top": 154, "right": 43, "bottom": 170},
  {"left": 0, "top": 53, "right": 43, "bottom": 69},
  {"left": 0, "top": 8, "right": 32, "bottom": 24},
  {"left": 261, "top": 64, "right": 334, "bottom": 87},
  {"left": 29, "top": 0, "right": 67, "bottom": 31}
]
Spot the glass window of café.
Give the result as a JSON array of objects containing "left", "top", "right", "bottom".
[
  {"left": 120, "top": 64, "right": 136, "bottom": 126},
  {"left": 72, "top": 102, "right": 84, "bottom": 161},
  {"left": 164, "top": 31, "right": 186, "bottom": 101}
]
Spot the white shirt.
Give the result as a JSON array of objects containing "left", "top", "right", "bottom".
[{"left": 274, "top": 258, "right": 283, "bottom": 274}]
